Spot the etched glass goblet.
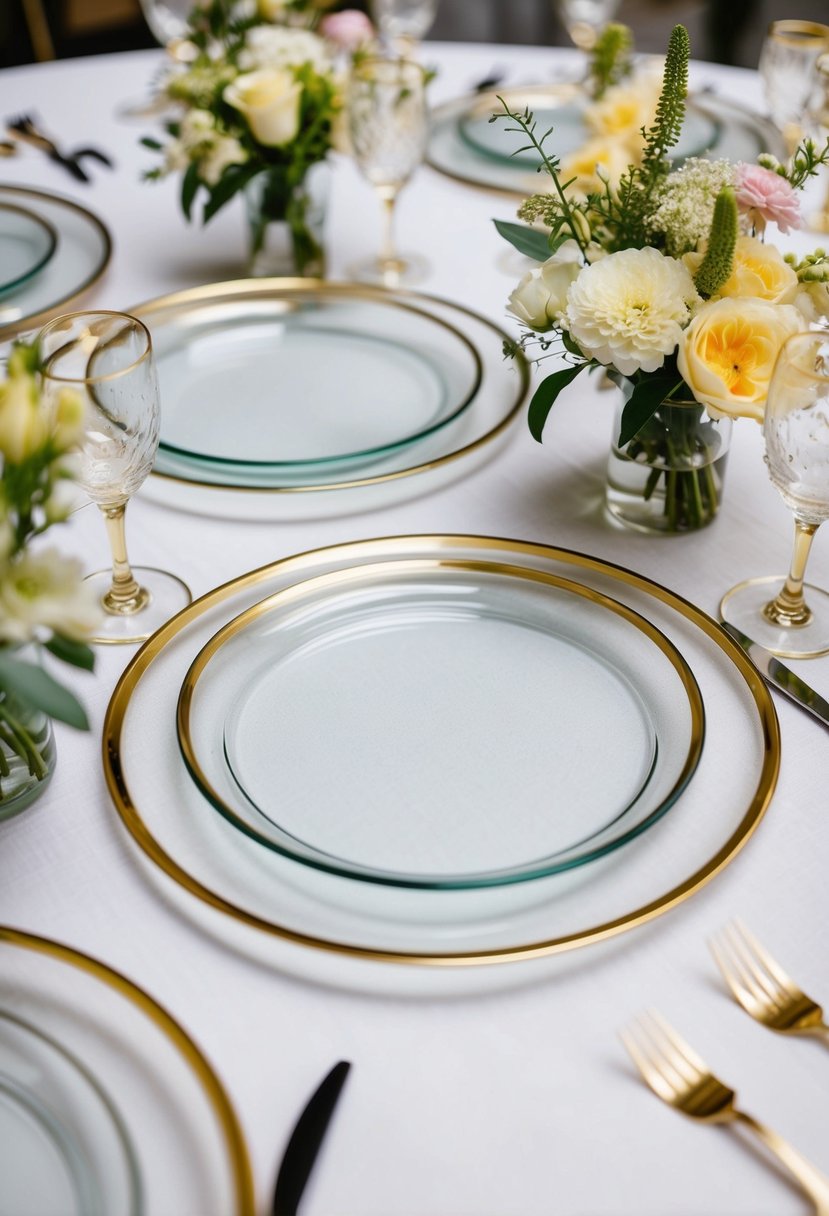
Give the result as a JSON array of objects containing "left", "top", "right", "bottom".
[
  {"left": 720, "top": 331, "right": 829, "bottom": 658},
  {"left": 758, "top": 20, "right": 829, "bottom": 153},
  {"left": 370, "top": 0, "right": 438, "bottom": 53},
  {"left": 39, "top": 311, "right": 191, "bottom": 645},
  {"left": 347, "top": 56, "right": 429, "bottom": 288}
]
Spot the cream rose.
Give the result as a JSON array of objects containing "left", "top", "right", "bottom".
[
  {"left": 558, "top": 136, "right": 632, "bottom": 196},
  {"left": 696, "top": 235, "right": 798, "bottom": 304},
  {"left": 507, "top": 241, "right": 583, "bottom": 331},
  {"left": 0, "top": 370, "right": 48, "bottom": 464},
  {"left": 224, "top": 69, "right": 302, "bottom": 147},
  {"left": 678, "top": 297, "right": 805, "bottom": 421}
]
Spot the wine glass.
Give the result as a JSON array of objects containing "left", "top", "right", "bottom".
[
  {"left": 552, "top": 0, "right": 620, "bottom": 52},
  {"left": 370, "top": 0, "right": 439, "bottom": 54},
  {"left": 347, "top": 56, "right": 429, "bottom": 288},
  {"left": 38, "top": 311, "right": 191, "bottom": 646},
  {"left": 720, "top": 331, "right": 829, "bottom": 659},
  {"left": 138, "top": 0, "right": 192, "bottom": 45},
  {"left": 758, "top": 20, "right": 829, "bottom": 154}
]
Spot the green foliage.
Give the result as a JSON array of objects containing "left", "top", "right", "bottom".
[
  {"left": 0, "top": 652, "right": 89, "bottom": 731},
  {"left": 492, "top": 219, "right": 552, "bottom": 262},
  {"left": 693, "top": 187, "right": 738, "bottom": 299},
  {"left": 589, "top": 23, "right": 633, "bottom": 99},
  {"left": 527, "top": 363, "right": 588, "bottom": 442}
]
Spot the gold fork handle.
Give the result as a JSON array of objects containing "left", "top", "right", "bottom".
[{"left": 735, "top": 1110, "right": 829, "bottom": 1214}]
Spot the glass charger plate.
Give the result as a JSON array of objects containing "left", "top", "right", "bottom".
[
  {"left": 137, "top": 283, "right": 528, "bottom": 521},
  {"left": 103, "top": 536, "right": 778, "bottom": 981},
  {"left": 0, "top": 202, "right": 58, "bottom": 298},
  {"left": 146, "top": 287, "right": 482, "bottom": 472},
  {"left": 0, "top": 185, "right": 112, "bottom": 340},
  {"left": 427, "top": 87, "right": 786, "bottom": 196},
  {"left": 0, "top": 929, "right": 254, "bottom": 1215},
  {"left": 178, "top": 558, "right": 704, "bottom": 888},
  {"left": 0, "top": 1011, "right": 139, "bottom": 1216}
]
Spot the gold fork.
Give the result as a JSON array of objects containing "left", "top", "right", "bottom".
[
  {"left": 710, "top": 921, "right": 829, "bottom": 1043},
  {"left": 620, "top": 1011, "right": 829, "bottom": 1214}
]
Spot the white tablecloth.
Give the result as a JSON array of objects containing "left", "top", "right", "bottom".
[{"left": 0, "top": 39, "right": 828, "bottom": 1216}]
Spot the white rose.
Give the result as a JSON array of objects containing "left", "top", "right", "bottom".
[
  {"left": 200, "top": 135, "right": 248, "bottom": 185},
  {"left": 794, "top": 280, "right": 829, "bottom": 323},
  {"left": 508, "top": 241, "right": 583, "bottom": 331},
  {"left": 224, "top": 69, "right": 302, "bottom": 147},
  {"left": 0, "top": 370, "right": 48, "bottom": 464},
  {"left": 0, "top": 549, "right": 101, "bottom": 644}
]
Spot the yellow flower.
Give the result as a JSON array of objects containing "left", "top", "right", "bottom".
[
  {"left": 678, "top": 298, "right": 805, "bottom": 421},
  {"left": 558, "top": 136, "right": 632, "bottom": 197},
  {"left": 0, "top": 369, "right": 48, "bottom": 464},
  {"left": 585, "top": 73, "right": 661, "bottom": 142},
  {"left": 684, "top": 235, "right": 798, "bottom": 304},
  {"left": 224, "top": 69, "right": 302, "bottom": 147}
]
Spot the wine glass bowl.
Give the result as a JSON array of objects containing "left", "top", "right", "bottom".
[
  {"left": 347, "top": 56, "right": 429, "bottom": 287},
  {"left": 552, "top": 0, "right": 621, "bottom": 52},
  {"left": 38, "top": 311, "right": 191, "bottom": 645},
  {"left": 720, "top": 331, "right": 829, "bottom": 659},
  {"left": 370, "top": 0, "right": 439, "bottom": 53},
  {"left": 758, "top": 20, "right": 829, "bottom": 152}
]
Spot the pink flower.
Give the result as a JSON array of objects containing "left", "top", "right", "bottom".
[
  {"left": 319, "top": 10, "right": 374, "bottom": 51},
  {"left": 735, "top": 163, "right": 801, "bottom": 234}
]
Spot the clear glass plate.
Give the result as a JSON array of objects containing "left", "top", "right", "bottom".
[
  {"left": 0, "top": 186, "right": 112, "bottom": 340},
  {"left": 0, "top": 930, "right": 255, "bottom": 1215},
  {"left": 456, "top": 87, "right": 718, "bottom": 168},
  {"left": 0, "top": 1011, "right": 140, "bottom": 1216},
  {"left": 103, "top": 536, "right": 779, "bottom": 982},
  {"left": 427, "top": 88, "right": 786, "bottom": 196},
  {"left": 178, "top": 559, "right": 703, "bottom": 888},
  {"left": 137, "top": 283, "right": 528, "bottom": 520},
  {"left": 149, "top": 291, "right": 482, "bottom": 472},
  {"left": 0, "top": 203, "right": 58, "bottom": 298}
]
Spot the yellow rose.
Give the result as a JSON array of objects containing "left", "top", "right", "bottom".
[
  {"left": 558, "top": 137, "right": 632, "bottom": 196},
  {"left": 678, "top": 298, "right": 805, "bottom": 421},
  {"left": 0, "top": 370, "right": 48, "bottom": 464},
  {"left": 585, "top": 73, "right": 660, "bottom": 141},
  {"left": 684, "top": 236, "right": 798, "bottom": 304},
  {"left": 224, "top": 69, "right": 302, "bottom": 147}
]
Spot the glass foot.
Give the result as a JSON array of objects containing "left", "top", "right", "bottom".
[
  {"left": 85, "top": 567, "right": 192, "bottom": 645},
  {"left": 719, "top": 575, "right": 829, "bottom": 659},
  {"left": 347, "top": 252, "right": 430, "bottom": 288}
]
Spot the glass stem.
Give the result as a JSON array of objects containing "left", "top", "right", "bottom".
[
  {"left": 763, "top": 518, "right": 819, "bottom": 628},
  {"left": 378, "top": 186, "right": 400, "bottom": 279},
  {"left": 99, "top": 503, "right": 149, "bottom": 616}
]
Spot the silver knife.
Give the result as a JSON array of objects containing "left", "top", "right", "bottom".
[{"left": 720, "top": 622, "right": 829, "bottom": 728}]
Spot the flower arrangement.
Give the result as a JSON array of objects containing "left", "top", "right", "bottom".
[
  {"left": 0, "top": 342, "right": 99, "bottom": 805},
  {"left": 497, "top": 24, "right": 829, "bottom": 532},
  {"left": 142, "top": 0, "right": 352, "bottom": 274}
]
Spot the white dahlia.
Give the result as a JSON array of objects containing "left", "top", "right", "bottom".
[{"left": 563, "top": 247, "right": 700, "bottom": 376}]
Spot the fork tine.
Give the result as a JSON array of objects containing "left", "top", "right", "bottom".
[
  {"left": 646, "top": 1009, "right": 709, "bottom": 1080},
  {"left": 713, "top": 927, "right": 781, "bottom": 1012},
  {"left": 710, "top": 933, "right": 762, "bottom": 1011},
  {"left": 619, "top": 1024, "right": 679, "bottom": 1105},
  {"left": 734, "top": 919, "right": 802, "bottom": 1000},
  {"left": 724, "top": 922, "right": 789, "bottom": 1008}
]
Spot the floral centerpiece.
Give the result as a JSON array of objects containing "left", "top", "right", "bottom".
[
  {"left": 142, "top": 0, "right": 350, "bottom": 276},
  {"left": 0, "top": 342, "right": 98, "bottom": 816},
  {"left": 497, "top": 24, "right": 829, "bottom": 532}
]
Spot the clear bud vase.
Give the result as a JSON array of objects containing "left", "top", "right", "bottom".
[
  {"left": 0, "top": 685, "right": 56, "bottom": 822},
  {"left": 244, "top": 162, "right": 329, "bottom": 279},
  {"left": 605, "top": 397, "right": 732, "bottom": 534}
]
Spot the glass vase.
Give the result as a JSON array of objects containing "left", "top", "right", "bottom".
[
  {"left": 605, "top": 397, "right": 732, "bottom": 534},
  {"left": 0, "top": 689, "right": 56, "bottom": 822},
  {"left": 244, "top": 162, "right": 329, "bottom": 279}
]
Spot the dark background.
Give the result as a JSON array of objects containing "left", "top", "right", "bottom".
[{"left": 2, "top": 0, "right": 828, "bottom": 69}]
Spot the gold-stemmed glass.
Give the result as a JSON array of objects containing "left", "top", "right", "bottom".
[
  {"left": 758, "top": 19, "right": 829, "bottom": 154},
  {"left": 720, "top": 331, "right": 829, "bottom": 659},
  {"left": 552, "top": 0, "right": 620, "bottom": 52},
  {"left": 347, "top": 55, "right": 429, "bottom": 288},
  {"left": 38, "top": 310, "right": 191, "bottom": 645}
]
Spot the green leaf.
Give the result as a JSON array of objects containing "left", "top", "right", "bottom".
[
  {"left": 45, "top": 635, "right": 95, "bottom": 673},
  {"left": 528, "top": 363, "right": 586, "bottom": 443},
  {"left": 181, "top": 161, "right": 201, "bottom": 222},
  {"left": 493, "top": 219, "right": 551, "bottom": 263},
  {"left": 0, "top": 653, "right": 89, "bottom": 730},
  {"left": 618, "top": 376, "right": 684, "bottom": 447},
  {"left": 140, "top": 136, "right": 163, "bottom": 150},
  {"left": 202, "top": 162, "right": 260, "bottom": 224}
]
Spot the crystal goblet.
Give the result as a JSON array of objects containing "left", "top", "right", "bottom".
[
  {"left": 347, "top": 56, "right": 429, "bottom": 288},
  {"left": 758, "top": 19, "right": 829, "bottom": 153},
  {"left": 39, "top": 311, "right": 191, "bottom": 645},
  {"left": 720, "top": 331, "right": 829, "bottom": 659},
  {"left": 370, "top": 0, "right": 438, "bottom": 54}
]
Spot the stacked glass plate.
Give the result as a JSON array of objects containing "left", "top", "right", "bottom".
[
  {"left": 0, "top": 929, "right": 254, "bottom": 1216},
  {"left": 134, "top": 281, "right": 529, "bottom": 519},
  {"left": 104, "top": 535, "right": 780, "bottom": 986},
  {"left": 427, "top": 84, "right": 786, "bottom": 196},
  {"left": 0, "top": 185, "right": 111, "bottom": 340}
]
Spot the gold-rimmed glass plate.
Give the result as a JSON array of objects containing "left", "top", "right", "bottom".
[
  {"left": 0, "top": 186, "right": 112, "bottom": 340},
  {"left": 135, "top": 283, "right": 528, "bottom": 520},
  {"left": 177, "top": 558, "right": 704, "bottom": 889},
  {"left": 0, "top": 930, "right": 254, "bottom": 1215},
  {"left": 0, "top": 202, "right": 58, "bottom": 298},
  {"left": 102, "top": 536, "right": 779, "bottom": 981},
  {"left": 427, "top": 87, "right": 786, "bottom": 195}
]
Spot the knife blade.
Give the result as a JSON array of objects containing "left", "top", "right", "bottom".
[
  {"left": 720, "top": 622, "right": 829, "bottom": 728},
  {"left": 273, "top": 1060, "right": 351, "bottom": 1216}
]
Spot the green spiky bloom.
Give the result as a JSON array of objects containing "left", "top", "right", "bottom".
[
  {"left": 693, "top": 188, "right": 738, "bottom": 299},
  {"left": 589, "top": 23, "right": 633, "bottom": 98}
]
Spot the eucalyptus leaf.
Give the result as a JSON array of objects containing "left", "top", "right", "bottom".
[
  {"left": 0, "top": 653, "right": 89, "bottom": 730},
  {"left": 45, "top": 635, "right": 95, "bottom": 672},
  {"left": 528, "top": 363, "right": 586, "bottom": 443},
  {"left": 493, "top": 220, "right": 550, "bottom": 263}
]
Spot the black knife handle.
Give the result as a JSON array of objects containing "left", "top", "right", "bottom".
[{"left": 273, "top": 1060, "right": 351, "bottom": 1216}]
